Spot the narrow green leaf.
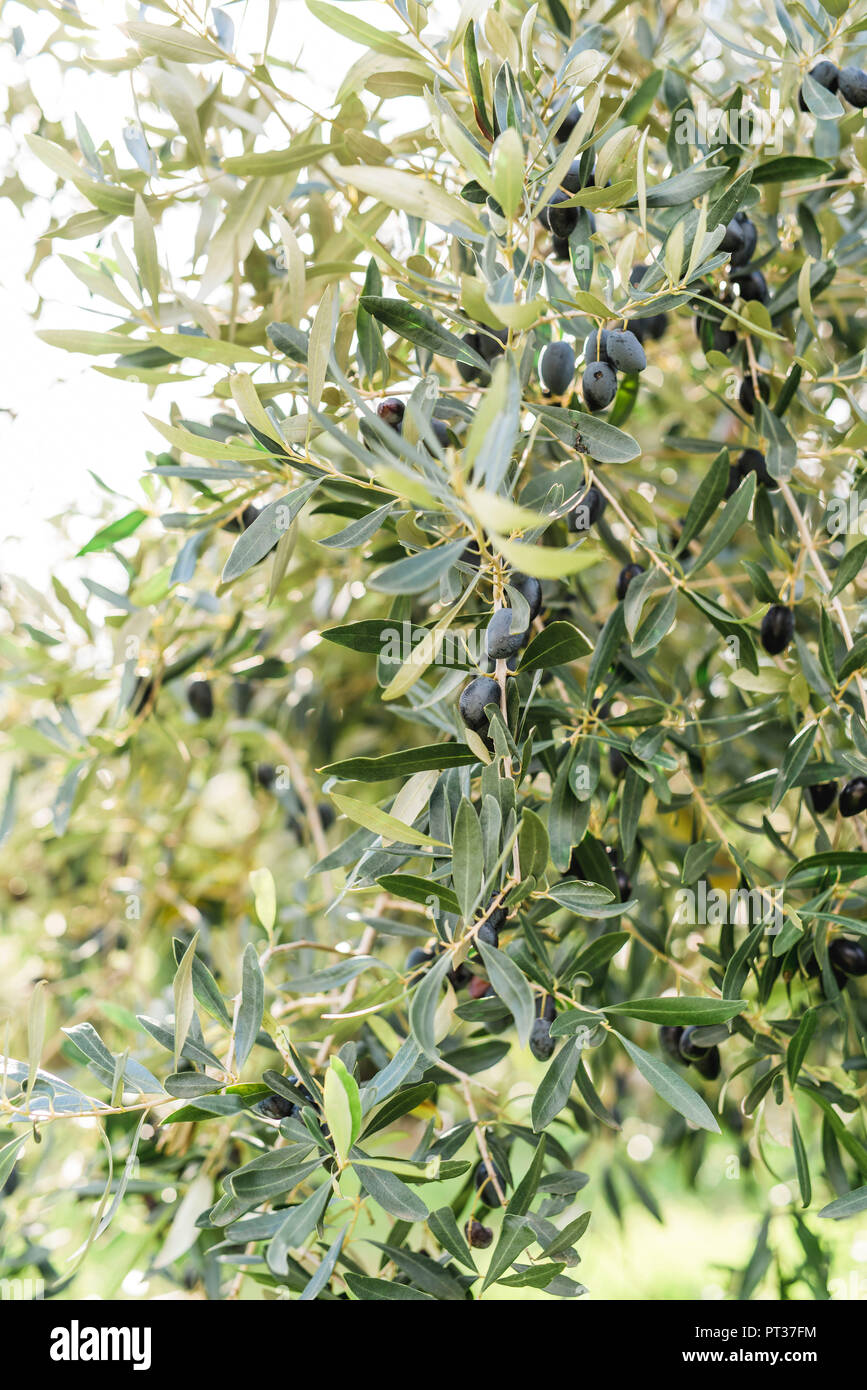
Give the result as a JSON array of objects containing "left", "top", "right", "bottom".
[
  {"left": 354, "top": 1162, "right": 429, "bottom": 1221},
  {"left": 478, "top": 940, "right": 534, "bottom": 1048},
  {"left": 616, "top": 1032, "right": 720, "bottom": 1132},
  {"left": 786, "top": 1010, "right": 817, "bottom": 1088},
  {"left": 481, "top": 1214, "right": 536, "bottom": 1292},
  {"left": 603, "top": 997, "right": 746, "bottom": 1025},
  {"left": 817, "top": 1185, "right": 867, "bottom": 1220},
  {"left": 172, "top": 932, "right": 199, "bottom": 1073},
  {"left": 830, "top": 539, "right": 867, "bottom": 598},
  {"left": 452, "top": 797, "right": 484, "bottom": 920},
  {"left": 234, "top": 943, "right": 265, "bottom": 1072},
  {"left": 77, "top": 509, "right": 148, "bottom": 556},
  {"left": 691, "top": 470, "right": 756, "bottom": 574},
  {"left": 330, "top": 792, "right": 444, "bottom": 848},
  {"left": 222, "top": 481, "right": 319, "bottom": 582},
  {"left": 517, "top": 621, "right": 591, "bottom": 672},
  {"left": 508, "top": 1134, "right": 547, "bottom": 1216},
  {"left": 771, "top": 721, "right": 818, "bottom": 811},
  {"left": 792, "top": 1114, "right": 811, "bottom": 1208},
  {"left": 408, "top": 951, "right": 453, "bottom": 1057},
  {"left": 531, "top": 1035, "right": 583, "bottom": 1131}
]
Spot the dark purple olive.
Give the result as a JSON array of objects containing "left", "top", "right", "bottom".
[
  {"left": 730, "top": 212, "right": 758, "bottom": 268},
  {"left": 839, "top": 67, "right": 867, "bottom": 108},
  {"left": 720, "top": 218, "right": 745, "bottom": 258},
  {"left": 694, "top": 1046, "right": 721, "bottom": 1081},
  {"left": 614, "top": 867, "right": 631, "bottom": 902},
  {"left": 540, "top": 340, "right": 576, "bottom": 395},
  {"left": 678, "top": 1026, "right": 708, "bottom": 1063},
  {"left": 616, "top": 563, "right": 644, "bottom": 601},
  {"left": 474, "top": 1160, "right": 507, "bottom": 1207},
  {"left": 257, "top": 1093, "right": 295, "bottom": 1120},
  {"left": 465, "top": 1218, "right": 494, "bottom": 1248},
  {"left": 738, "top": 375, "right": 771, "bottom": 416},
  {"left": 839, "top": 777, "right": 867, "bottom": 818},
  {"left": 187, "top": 679, "right": 214, "bottom": 719},
  {"left": 529, "top": 1017, "right": 555, "bottom": 1061},
  {"left": 807, "top": 781, "right": 837, "bottom": 814},
  {"left": 733, "top": 269, "right": 769, "bottom": 305},
  {"left": 544, "top": 189, "right": 579, "bottom": 240},
  {"left": 582, "top": 361, "right": 617, "bottom": 411},
  {"left": 829, "top": 937, "right": 867, "bottom": 977},
  {"left": 447, "top": 962, "right": 472, "bottom": 991},
  {"left": 511, "top": 572, "right": 543, "bottom": 622},
  {"left": 477, "top": 917, "right": 500, "bottom": 948},
  {"left": 406, "top": 945, "right": 436, "bottom": 975},
  {"left": 459, "top": 676, "right": 501, "bottom": 732},
  {"left": 608, "top": 747, "right": 627, "bottom": 779},
  {"left": 554, "top": 105, "right": 581, "bottom": 142},
  {"left": 799, "top": 60, "right": 840, "bottom": 111},
  {"left": 570, "top": 486, "right": 606, "bottom": 532},
  {"left": 738, "top": 447, "right": 777, "bottom": 490},
  {"left": 760, "top": 605, "right": 794, "bottom": 656},
  {"left": 376, "top": 397, "right": 405, "bottom": 431},
  {"left": 659, "top": 1025, "right": 685, "bottom": 1063}
]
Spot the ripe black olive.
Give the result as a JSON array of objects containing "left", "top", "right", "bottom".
[
  {"left": 474, "top": 1160, "right": 507, "bottom": 1207},
  {"left": 187, "top": 679, "right": 214, "bottom": 719},
  {"left": 459, "top": 676, "right": 501, "bottom": 732},
  {"left": 806, "top": 780, "right": 837, "bottom": 815},
  {"left": 829, "top": 937, "right": 867, "bottom": 977},
  {"left": 760, "top": 605, "right": 794, "bottom": 656},
  {"left": 659, "top": 1025, "right": 685, "bottom": 1063},
  {"left": 616, "top": 563, "right": 644, "bottom": 601},
  {"left": 839, "top": 777, "right": 867, "bottom": 818}
]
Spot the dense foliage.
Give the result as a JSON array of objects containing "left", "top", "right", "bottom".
[{"left": 3, "top": 0, "right": 867, "bottom": 1301}]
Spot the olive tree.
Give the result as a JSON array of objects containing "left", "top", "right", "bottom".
[{"left": 2, "top": 0, "right": 867, "bottom": 1301}]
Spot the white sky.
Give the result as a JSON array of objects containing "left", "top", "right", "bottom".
[{"left": 1, "top": 0, "right": 449, "bottom": 589}]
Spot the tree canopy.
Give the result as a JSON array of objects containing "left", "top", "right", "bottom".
[{"left": 2, "top": 0, "right": 867, "bottom": 1302}]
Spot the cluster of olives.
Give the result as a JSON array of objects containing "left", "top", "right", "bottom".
[
  {"left": 537, "top": 105, "right": 597, "bottom": 258},
  {"left": 538, "top": 267, "right": 668, "bottom": 411},
  {"left": 695, "top": 211, "right": 766, "bottom": 356},
  {"left": 659, "top": 1025, "right": 721, "bottom": 1080},
  {"left": 582, "top": 325, "right": 648, "bottom": 412},
  {"left": 806, "top": 775, "right": 867, "bottom": 819},
  {"left": 406, "top": 896, "right": 510, "bottom": 991},
  {"left": 799, "top": 60, "right": 867, "bottom": 110}
]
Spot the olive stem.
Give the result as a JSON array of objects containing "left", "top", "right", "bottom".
[{"left": 461, "top": 1077, "right": 507, "bottom": 1208}]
